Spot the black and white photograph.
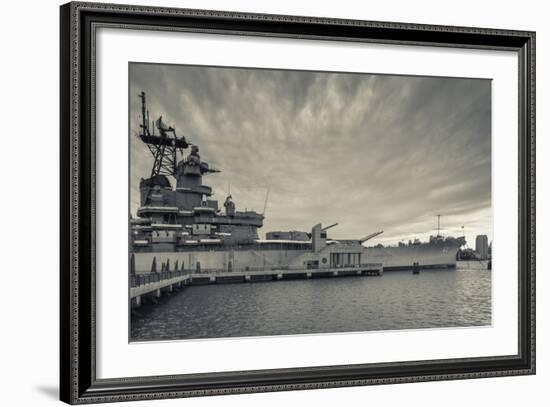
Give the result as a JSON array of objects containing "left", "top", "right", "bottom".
[
  {"left": 0, "top": 0, "right": 543, "bottom": 405},
  {"left": 129, "top": 62, "right": 492, "bottom": 342}
]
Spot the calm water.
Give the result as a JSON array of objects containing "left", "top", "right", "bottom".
[{"left": 130, "top": 261, "right": 491, "bottom": 341}]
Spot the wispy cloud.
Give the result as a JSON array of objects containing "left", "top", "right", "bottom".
[{"left": 129, "top": 63, "right": 491, "bottom": 246}]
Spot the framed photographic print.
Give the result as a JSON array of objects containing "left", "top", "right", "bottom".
[{"left": 60, "top": 1, "right": 535, "bottom": 404}]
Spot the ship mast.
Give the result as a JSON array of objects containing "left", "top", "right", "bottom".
[
  {"left": 137, "top": 92, "right": 191, "bottom": 204},
  {"left": 262, "top": 186, "right": 270, "bottom": 215},
  {"left": 138, "top": 91, "right": 189, "bottom": 180}
]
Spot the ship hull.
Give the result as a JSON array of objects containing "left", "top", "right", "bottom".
[
  {"left": 132, "top": 248, "right": 311, "bottom": 275},
  {"left": 365, "top": 242, "right": 461, "bottom": 271},
  {"left": 132, "top": 242, "right": 460, "bottom": 274}
]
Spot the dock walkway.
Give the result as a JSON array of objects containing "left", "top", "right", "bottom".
[{"left": 130, "top": 263, "right": 383, "bottom": 307}]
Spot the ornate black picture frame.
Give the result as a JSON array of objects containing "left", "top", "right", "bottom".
[{"left": 60, "top": 2, "right": 535, "bottom": 404}]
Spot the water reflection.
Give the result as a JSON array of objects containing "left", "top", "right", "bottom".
[{"left": 131, "top": 263, "right": 491, "bottom": 341}]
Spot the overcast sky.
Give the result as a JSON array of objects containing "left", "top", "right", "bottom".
[{"left": 129, "top": 63, "right": 492, "bottom": 247}]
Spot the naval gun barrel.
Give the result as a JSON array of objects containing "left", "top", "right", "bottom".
[
  {"left": 359, "top": 230, "right": 384, "bottom": 243},
  {"left": 321, "top": 223, "right": 339, "bottom": 231}
]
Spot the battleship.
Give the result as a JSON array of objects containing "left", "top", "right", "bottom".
[{"left": 130, "top": 92, "right": 465, "bottom": 275}]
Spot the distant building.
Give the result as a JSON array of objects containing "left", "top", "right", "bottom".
[{"left": 475, "top": 235, "right": 489, "bottom": 260}]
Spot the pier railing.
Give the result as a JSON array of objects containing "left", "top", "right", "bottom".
[
  {"left": 131, "top": 270, "right": 189, "bottom": 288},
  {"left": 186, "top": 263, "right": 384, "bottom": 275},
  {"left": 131, "top": 263, "right": 384, "bottom": 288}
]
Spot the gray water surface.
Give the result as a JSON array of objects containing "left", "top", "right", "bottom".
[{"left": 130, "top": 262, "right": 491, "bottom": 341}]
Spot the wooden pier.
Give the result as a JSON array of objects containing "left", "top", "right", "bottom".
[{"left": 130, "top": 264, "right": 383, "bottom": 307}]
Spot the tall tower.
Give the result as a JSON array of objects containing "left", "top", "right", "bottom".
[{"left": 475, "top": 235, "right": 489, "bottom": 260}]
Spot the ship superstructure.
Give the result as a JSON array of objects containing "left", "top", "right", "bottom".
[{"left": 134, "top": 91, "right": 263, "bottom": 251}]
